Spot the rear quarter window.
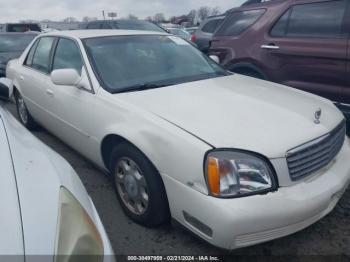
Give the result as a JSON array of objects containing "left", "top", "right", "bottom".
[{"left": 215, "top": 9, "right": 265, "bottom": 36}]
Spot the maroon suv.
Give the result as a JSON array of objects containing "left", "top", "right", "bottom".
[{"left": 209, "top": 0, "right": 350, "bottom": 118}]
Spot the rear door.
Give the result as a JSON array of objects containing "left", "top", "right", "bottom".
[
  {"left": 19, "top": 36, "right": 57, "bottom": 124},
  {"left": 263, "top": 0, "right": 348, "bottom": 102},
  {"left": 0, "top": 115, "right": 24, "bottom": 258}
]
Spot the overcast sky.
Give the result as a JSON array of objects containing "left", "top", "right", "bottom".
[{"left": 0, "top": 0, "right": 246, "bottom": 22}]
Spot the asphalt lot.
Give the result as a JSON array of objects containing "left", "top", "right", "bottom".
[{"left": 6, "top": 103, "right": 350, "bottom": 257}]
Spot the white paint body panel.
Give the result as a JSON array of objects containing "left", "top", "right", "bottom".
[
  {"left": 0, "top": 117, "right": 24, "bottom": 258},
  {"left": 6, "top": 30, "right": 350, "bottom": 249},
  {"left": 0, "top": 103, "right": 114, "bottom": 259}
]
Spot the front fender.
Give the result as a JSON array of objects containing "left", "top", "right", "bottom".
[{"left": 100, "top": 108, "right": 212, "bottom": 195}]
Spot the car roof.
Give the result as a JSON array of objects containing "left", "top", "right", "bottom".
[
  {"left": 89, "top": 19, "right": 149, "bottom": 23},
  {"left": 42, "top": 29, "right": 168, "bottom": 39},
  {"left": 228, "top": 0, "right": 336, "bottom": 12}
]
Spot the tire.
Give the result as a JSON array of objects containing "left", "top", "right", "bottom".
[
  {"left": 110, "top": 142, "right": 170, "bottom": 227},
  {"left": 233, "top": 68, "right": 266, "bottom": 80},
  {"left": 14, "top": 91, "right": 37, "bottom": 130}
]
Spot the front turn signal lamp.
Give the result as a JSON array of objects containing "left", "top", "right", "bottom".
[
  {"left": 205, "top": 150, "right": 277, "bottom": 198},
  {"left": 54, "top": 187, "right": 104, "bottom": 262}
]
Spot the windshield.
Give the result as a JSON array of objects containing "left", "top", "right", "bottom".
[
  {"left": 115, "top": 21, "right": 165, "bottom": 33},
  {"left": 0, "top": 34, "right": 36, "bottom": 52},
  {"left": 84, "top": 35, "right": 228, "bottom": 93}
]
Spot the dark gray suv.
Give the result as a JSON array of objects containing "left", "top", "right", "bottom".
[{"left": 191, "top": 15, "right": 225, "bottom": 52}]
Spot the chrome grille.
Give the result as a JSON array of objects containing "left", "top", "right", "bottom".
[{"left": 287, "top": 120, "right": 346, "bottom": 181}]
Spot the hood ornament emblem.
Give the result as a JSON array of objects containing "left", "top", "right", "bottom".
[{"left": 314, "top": 108, "right": 322, "bottom": 124}]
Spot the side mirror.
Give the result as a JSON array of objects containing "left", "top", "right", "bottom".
[
  {"left": 51, "top": 69, "right": 81, "bottom": 86},
  {"left": 209, "top": 55, "right": 220, "bottom": 64},
  {"left": 0, "top": 78, "right": 13, "bottom": 101}
]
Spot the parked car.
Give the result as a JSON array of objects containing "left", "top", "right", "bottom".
[
  {"left": 82, "top": 19, "right": 166, "bottom": 33},
  {"left": 167, "top": 28, "right": 191, "bottom": 41},
  {"left": 191, "top": 15, "right": 225, "bottom": 52},
  {"left": 0, "top": 32, "right": 38, "bottom": 77},
  {"left": 0, "top": 78, "right": 114, "bottom": 260},
  {"left": 208, "top": 0, "right": 350, "bottom": 119},
  {"left": 5, "top": 30, "right": 350, "bottom": 250},
  {"left": 1, "top": 23, "right": 41, "bottom": 32},
  {"left": 185, "top": 27, "right": 198, "bottom": 35}
]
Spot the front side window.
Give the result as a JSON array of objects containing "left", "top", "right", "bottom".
[
  {"left": 31, "top": 37, "right": 55, "bottom": 73},
  {"left": 53, "top": 38, "right": 83, "bottom": 74},
  {"left": 84, "top": 35, "right": 228, "bottom": 93},
  {"left": 201, "top": 19, "right": 224, "bottom": 34},
  {"left": 215, "top": 9, "right": 265, "bottom": 36},
  {"left": 271, "top": 0, "right": 347, "bottom": 38}
]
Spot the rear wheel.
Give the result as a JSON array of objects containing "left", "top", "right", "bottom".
[
  {"left": 15, "top": 91, "right": 37, "bottom": 130},
  {"left": 110, "top": 142, "right": 170, "bottom": 227},
  {"left": 232, "top": 68, "right": 266, "bottom": 80}
]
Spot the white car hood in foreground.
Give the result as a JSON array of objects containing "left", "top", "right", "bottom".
[
  {"left": 0, "top": 117, "right": 24, "bottom": 258},
  {"left": 0, "top": 105, "right": 99, "bottom": 258},
  {"left": 118, "top": 74, "right": 344, "bottom": 159}
]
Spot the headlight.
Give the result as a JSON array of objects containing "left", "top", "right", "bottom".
[
  {"left": 54, "top": 187, "right": 104, "bottom": 262},
  {"left": 204, "top": 150, "right": 277, "bottom": 198}
]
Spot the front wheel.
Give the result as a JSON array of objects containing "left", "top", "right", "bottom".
[
  {"left": 15, "top": 91, "right": 37, "bottom": 130},
  {"left": 110, "top": 143, "right": 170, "bottom": 227}
]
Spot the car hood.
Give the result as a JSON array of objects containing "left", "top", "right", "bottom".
[
  {"left": 0, "top": 116, "right": 24, "bottom": 257},
  {"left": 117, "top": 74, "right": 344, "bottom": 159}
]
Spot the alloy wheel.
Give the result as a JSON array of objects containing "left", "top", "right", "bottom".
[{"left": 115, "top": 157, "right": 149, "bottom": 215}]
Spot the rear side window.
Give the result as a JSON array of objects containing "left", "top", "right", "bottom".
[
  {"left": 31, "top": 37, "right": 55, "bottom": 73},
  {"left": 271, "top": 0, "right": 347, "bottom": 38},
  {"left": 53, "top": 38, "right": 84, "bottom": 74},
  {"left": 201, "top": 19, "right": 224, "bottom": 33},
  {"left": 215, "top": 9, "right": 265, "bottom": 36}
]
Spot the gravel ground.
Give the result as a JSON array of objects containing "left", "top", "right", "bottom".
[{"left": 6, "top": 103, "right": 350, "bottom": 259}]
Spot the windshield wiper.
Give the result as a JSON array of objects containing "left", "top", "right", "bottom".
[{"left": 115, "top": 83, "right": 172, "bottom": 94}]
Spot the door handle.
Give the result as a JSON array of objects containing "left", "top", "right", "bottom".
[
  {"left": 19, "top": 75, "right": 24, "bottom": 80},
  {"left": 46, "top": 89, "right": 54, "bottom": 96},
  {"left": 261, "top": 44, "right": 280, "bottom": 50}
]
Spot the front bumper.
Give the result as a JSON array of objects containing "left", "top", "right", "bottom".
[{"left": 162, "top": 137, "right": 350, "bottom": 250}]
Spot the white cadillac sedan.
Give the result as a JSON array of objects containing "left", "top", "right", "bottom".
[
  {"left": 4, "top": 30, "right": 350, "bottom": 250},
  {"left": 0, "top": 79, "right": 114, "bottom": 261}
]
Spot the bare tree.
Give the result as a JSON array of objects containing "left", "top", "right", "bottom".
[
  {"left": 187, "top": 9, "right": 197, "bottom": 25},
  {"left": 62, "top": 17, "right": 78, "bottom": 23},
  {"left": 127, "top": 14, "right": 138, "bottom": 20},
  {"left": 153, "top": 13, "right": 165, "bottom": 23},
  {"left": 210, "top": 6, "right": 221, "bottom": 16},
  {"left": 197, "top": 6, "right": 211, "bottom": 21},
  {"left": 82, "top": 16, "right": 97, "bottom": 22},
  {"left": 169, "top": 16, "right": 177, "bottom": 23}
]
